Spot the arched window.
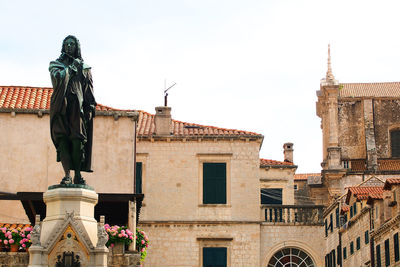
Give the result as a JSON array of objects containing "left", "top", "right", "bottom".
[
  {"left": 268, "top": 247, "right": 315, "bottom": 267},
  {"left": 391, "top": 130, "right": 400, "bottom": 158}
]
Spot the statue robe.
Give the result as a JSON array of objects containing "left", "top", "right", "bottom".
[{"left": 49, "top": 59, "right": 96, "bottom": 172}]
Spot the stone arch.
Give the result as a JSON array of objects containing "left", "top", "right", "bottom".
[{"left": 262, "top": 241, "right": 322, "bottom": 267}]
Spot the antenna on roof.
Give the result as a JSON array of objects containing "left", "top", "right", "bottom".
[{"left": 164, "top": 79, "right": 177, "bottom": 106}]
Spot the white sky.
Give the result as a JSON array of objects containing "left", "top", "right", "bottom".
[{"left": 1, "top": 0, "right": 400, "bottom": 173}]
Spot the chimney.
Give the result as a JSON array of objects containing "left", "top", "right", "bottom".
[
  {"left": 283, "top": 143, "right": 294, "bottom": 163},
  {"left": 154, "top": 106, "right": 172, "bottom": 136}
]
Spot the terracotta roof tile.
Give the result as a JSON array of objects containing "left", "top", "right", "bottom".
[
  {"left": 383, "top": 178, "right": 400, "bottom": 190},
  {"left": 294, "top": 173, "right": 321, "bottom": 181},
  {"left": 0, "top": 86, "right": 263, "bottom": 139},
  {"left": 340, "top": 82, "right": 400, "bottom": 98},
  {"left": 260, "top": 158, "right": 294, "bottom": 167},
  {"left": 346, "top": 186, "right": 384, "bottom": 203},
  {"left": 0, "top": 223, "right": 31, "bottom": 230},
  {"left": 341, "top": 205, "right": 349, "bottom": 214},
  {"left": 349, "top": 159, "right": 400, "bottom": 172}
]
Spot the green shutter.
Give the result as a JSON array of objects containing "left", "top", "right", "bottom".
[
  {"left": 203, "top": 163, "right": 226, "bottom": 204},
  {"left": 135, "top": 162, "right": 142, "bottom": 194},
  {"left": 394, "top": 233, "right": 399, "bottom": 262},
  {"left": 385, "top": 239, "right": 390, "bottom": 266},
  {"left": 203, "top": 247, "right": 227, "bottom": 267},
  {"left": 377, "top": 244, "right": 382, "bottom": 267}
]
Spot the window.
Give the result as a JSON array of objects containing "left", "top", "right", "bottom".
[
  {"left": 135, "top": 162, "right": 142, "bottom": 194},
  {"left": 350, "top": 241, "right": 354, "bottom": 255},
  {"left": 330, "top": 213, "right": 333, "bottom": 232},
  {"left": 325, "top": 219, "right": 328, "bottom": 237},
  {"left": 203, "top": 247, "right": 227, "bottom": 267},
  {"left": 203, "top": 163, "right": 226, "bottom": 204},
  {"left": 332, "top": 249, "right": 336, "bottom": 267},
  {"left": 365, "top": 230, "right": 369, "bottom": 244},
  {"left": 350, "top": 206, "right": 353, "bottom": 218},
  {"left": 343, "top": 247, "right": 347, "bottom": 260},
  {"left": 356, "top": 237, "right": 361, "bottom": 250},
  {"left": 268, "top": 247, "right": 315, "bottom": 267},
  {"left": 337, "top": 245, "right": 341, "bottom": 265},
  {"left": 377, "top": 244, "right": 382, "bottom": 267},
  {"left": 335, "top": 208, "right": 340, "bottom": 228},
  {"left": 343, "top": 160, "right": 350, "bottom": 169},
  {"left": 385, "top": 239, "right": 390, "bottom": 267},
  {"left": 393, "top": 233, "right": 399, "bottom": 263},
  {"left": 353, "top": 202, "right": 357, "bottom": 215},
  {"left": 261, "top": 188, "right": 282, "bottom": 204},
  {"left": 391, "top": 130, "right": 400, "bottom": 158},
  {"left": 294, "top": 184, "right": 298, "bottom": 190}
]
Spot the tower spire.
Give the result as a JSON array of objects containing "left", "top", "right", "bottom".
[
  {"left": 326, "top": 44, "right": 335, "bottom": 81},
  {"left": 321, "top": 44, "right": 338, "bottom": 86}
]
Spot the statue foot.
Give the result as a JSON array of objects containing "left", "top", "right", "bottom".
[
  {"left": 73, "top": 175, "right": 86, "bottom": 185},
  {"left": 60, "top": 176, "right": 73, "bottom": 185}
]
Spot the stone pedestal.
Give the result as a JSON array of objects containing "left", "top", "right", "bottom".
[{"left": 28, "top": 186, "right": 109, "bottom": 267}]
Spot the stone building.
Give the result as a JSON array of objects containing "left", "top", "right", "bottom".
[
  {"left": 0, "top": 86, "right": 324, "bottom": 266},
  {"left": 315, "top": 46, "right": 400, "bottom": 204}
]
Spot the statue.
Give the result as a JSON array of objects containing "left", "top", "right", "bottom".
[{"left": 49, "top": 35, "right": 96, "bottom": 185}]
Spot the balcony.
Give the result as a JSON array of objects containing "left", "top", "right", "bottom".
[{"left": 261, "top": 204, "right": 324, "bottom": 225}]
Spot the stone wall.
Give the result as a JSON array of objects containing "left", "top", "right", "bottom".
[
  {"left": 0, "top": 252, "right": 141, "bottom": 267},
  {"left": 0, "top": 252, "right": 28, "bottom": 267},
  {"left": 374, "top": 99, "right": 400, "bottom": 158},
  {"left": 138, "top": 222, "right": 260, "bottom": 266},
  {"left": 260, "top": 224, "right": 324, "bottom": 267},
  {"left": 338, "top": 100, "right": 365, "bottom": 159},
  {"left": 0, "top": 113, "right": 136, "bottom": 223},
  {"left": 137, "top": 140, "right": 262, "bottom": 221}
]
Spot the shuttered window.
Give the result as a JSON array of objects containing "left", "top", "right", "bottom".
[
  {"left": 135, "top": 162, "right": 142, "bottom": 194},
  {"left": 377, "top": 244, "right": 382, "bottom": 267},
  {"left": 385, "top": 239, "right": 390, "bottom": 267},
  {"left": 343, "top": 247, "right": 347, "bottom": 260},
  {"left": 394, "top": 233, "right": 399, "bottom": 262},
  {"left": 356, "top": 237, "right": 361, "bottom": 250},
  {"left": 203, "top": 247, "right": 227, "bottom": 267},
  {"left": 335, "top": 208, "right": 340, "bottom": 228},
  {"left": 365, "top": 230, "right": 369, "bottom": 244},
  {"left": 391, "top": 130, "right": 400, "bottom": 158},
  {"left": 203, "top": 163, "right": 226, "bottom": 204}
]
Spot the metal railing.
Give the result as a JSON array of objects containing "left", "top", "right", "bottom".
[{"left": 261, "top": 204, "right": 324, "bottom": 225}]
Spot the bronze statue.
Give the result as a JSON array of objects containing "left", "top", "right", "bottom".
[{"left": 49, "top": 35, "right": 96, "bottom": 185}]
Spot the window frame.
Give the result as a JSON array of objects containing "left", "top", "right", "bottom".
[
  {"left": 197, "top": 237, "right": 232, "bottom": 267},
  {"left": 197, "top": 153, "right": 232, "bottom": 206},
  {"left": 390, "top": 129, "right": 400, "bottom": 158},
  {"left": 394, "top": 233, "right": 399, "bottom": 262},
  {"left": 385, "top": 239, "right": 390, "bottom": 267}
]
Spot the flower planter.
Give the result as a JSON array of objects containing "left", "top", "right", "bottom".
[
  {"left": 112, "top": 242, "right": 125, "bottom": 254},
  {"left": 10, "top": 244, "right": 19, "bottom": 252}
]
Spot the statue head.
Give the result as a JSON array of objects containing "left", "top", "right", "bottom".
[{"left": 60, "top": 35, "right": 82, "bottom": 60}]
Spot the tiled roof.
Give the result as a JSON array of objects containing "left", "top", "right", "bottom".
[
  {"left": 349, "top": 159, "right": 400, "bottom": 172},
  {"left": 346, "top": 186, "right": 384, "bottom": 203},
  {"left": 383, "top": 178, "right": 400, "bottom": 190},
  {"left": 0, "top": 223, "right": 31, "bottom": 230},
  {"left": 260, "top": 158, "right": 294, "bottom": 168},
  {"left": 137, "top": 110, "right": 262, "bottom": 138},
  {"left": 0, "top": 86, "right": 118, "bottom": 111},
  {"left": 0, "top": 86, "right": 263, "bottom": 139},
  {"left": 340, "top": 82, "right": 400, "bottom": 98},
  {"left": 294, "top": 173, "right": 321, "bottom": 181}
]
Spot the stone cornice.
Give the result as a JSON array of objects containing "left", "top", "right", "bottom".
[{"left": 372, "top": 213, "right": 400, "bottom": 238}]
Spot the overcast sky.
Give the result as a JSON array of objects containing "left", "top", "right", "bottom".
[{"left": 1, "top": 0, "right": 400, "bottom": 173}]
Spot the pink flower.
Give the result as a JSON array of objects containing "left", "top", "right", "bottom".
[
  {"left": 141, "top": 240, "right": 145, "bottom": 245},
  {"left": 4, "top": 240, "right": 8, "bottom": 245},
  {"left": 9, "top": 239, "right": 14, "bottom": 244},
  {"left": 21, "top": 234, "right": 25, "bottom": 238},
  {"left": 110, "top": 244, "right": 114, "bottom": 248},
  {"left": 0, "top": 239, "right": 2, "bottom": 243},
  {"left": 146, "top": 244, "right": 148, "bottom": 248},
  {"left": 141, "top": 248, "right": 145, "bottom": 252},
  {"left": 118, "top": 234, "right": 122, "bottom": 238},
  {"left": 8, "top": 235, "right": 12, "bottom": 239},
  {"left": 22, "top": 244, "right": 26, "bottom": 248},
  {"left": 27, "top": 234, "right": 31, "bottom": 239}
]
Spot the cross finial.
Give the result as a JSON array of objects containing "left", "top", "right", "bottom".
[{"left": 326, "top": 44, "right": 335, "bottom": 81}]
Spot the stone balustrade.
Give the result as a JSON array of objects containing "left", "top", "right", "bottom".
[{"left": 261, "top": 204, "right": 324, "bottom": 225}]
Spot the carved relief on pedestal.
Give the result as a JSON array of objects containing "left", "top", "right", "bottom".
[{"left": 49, "top": 226, "right": 89, "bottom": 267}]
